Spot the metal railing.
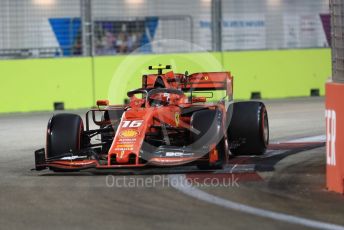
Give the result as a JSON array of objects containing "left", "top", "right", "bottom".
[{"left": 0, "top": 0, "right": 330, "bottom": 59}]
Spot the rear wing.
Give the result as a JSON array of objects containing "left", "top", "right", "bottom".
[
  {"left": 181, "top": 72, "right": 233, "bottom": 100},
  {"left": 181, "top": 72, "right": 232, "bottom": 93},
  {"left": 142, "top": 69, "right": 233, "bottom": 98}
]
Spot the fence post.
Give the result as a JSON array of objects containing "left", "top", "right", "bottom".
[
  {"left": 211, "top": 0, "right": 222, "bottom": 52},
  {"left": 80, "top": 0, "right": 92, "bottom": 56}
]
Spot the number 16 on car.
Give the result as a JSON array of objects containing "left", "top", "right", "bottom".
[{"left": 121, "top": 120, "right": 143, "bottom": 128}]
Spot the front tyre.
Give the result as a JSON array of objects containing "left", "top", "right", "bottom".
[
  {"left": 46, "top": 113, "right": 84, "bottom": 158},
  {"left": 228, "top": 101, "right": 269, "bottom": 155}
]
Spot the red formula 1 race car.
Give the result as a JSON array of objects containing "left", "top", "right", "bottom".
[{"left": 34, "top": 65, "right": 269, "bottom": 172}]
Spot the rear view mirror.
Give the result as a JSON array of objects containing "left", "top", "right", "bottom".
[
  {"left": 96, "top": 100, "right": 109, "bottom": 107},
  {"left": 192, "top": 97, "right": 207, "bottom": 103}
]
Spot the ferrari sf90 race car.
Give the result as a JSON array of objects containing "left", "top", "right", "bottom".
[{"left": 34, "top": 65, "right": 269, "bottom": 172}]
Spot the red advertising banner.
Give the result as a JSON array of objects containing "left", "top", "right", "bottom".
[{"left": 326, "top": 82, "right": 344, "bottom": 194}]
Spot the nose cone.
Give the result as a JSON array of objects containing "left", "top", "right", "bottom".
[{"left": 108, "top": 109, "right": 149, "bottom": 165}]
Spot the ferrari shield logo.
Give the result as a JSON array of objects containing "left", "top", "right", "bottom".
[
  {"left": 119, "top": 151, "right": 125, "bottom": 159},
  {"left": 175, "top": 113, "right": 180, "bottom": 126}
]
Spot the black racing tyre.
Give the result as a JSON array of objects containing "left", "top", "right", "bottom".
[
  {"left": 228, "top": 101, "right": 269, "bottom": 155},
  {"left": 46, "top": 113, "right": 84, "bottom": 158},
  {"left": 191, "top": 110, "right": 226, "bottom": 170}
]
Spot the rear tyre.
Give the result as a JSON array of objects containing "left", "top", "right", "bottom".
[
  {"left": 228, "top": 101, "right": 269, "bottom": 155},
  {"left": 46, "top": 113, "right": 84, "bottom": 158},
  {"left": 191, "top": 110, "right": 227, "bottom": 170}
]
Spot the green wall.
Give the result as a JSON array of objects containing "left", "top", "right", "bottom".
[
  {"left": 223, "top": 49, "right": 331, "bottom": 99},
  {"left": 0, "top": 58, "right": 93, "bottom": 113},
  {"left": 0, "top": 49, "right": 331, "bottom": 113}
]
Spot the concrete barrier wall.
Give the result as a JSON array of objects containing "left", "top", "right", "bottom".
[
  {"left": 0, "top": 58, "right": 94, "bottom": 113},
  {"left": 223, "top": 49, "right": 331, "bottom": 99},
  {"left": 0, "top": 49, "right": 331, "bottom": 113}
]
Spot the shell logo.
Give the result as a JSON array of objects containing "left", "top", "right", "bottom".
[{"left": 119, "top": 129, "right": 139, "bottom": 138}]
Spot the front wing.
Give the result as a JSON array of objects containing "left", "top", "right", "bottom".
[{"left": 34, "top": 146, "right": 209, "bottom": 171}]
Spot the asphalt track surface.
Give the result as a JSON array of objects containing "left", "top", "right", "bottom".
[{"left": 1, "top": 97, "right": 344, "bottom": 230}]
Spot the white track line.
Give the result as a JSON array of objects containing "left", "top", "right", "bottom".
[
  {"left": 169, "top": 135, "right": 343, "bottom": 230},
  {"left": 286, "top": 135, "right": 326, "bottom": 143},
  {"left": 169, "top": 174, "right": 344, "bottom": 230}
]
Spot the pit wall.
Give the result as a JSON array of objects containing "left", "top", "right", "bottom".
[{"left": 0, "top": 49, "right": 331, "bottom": 113}]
